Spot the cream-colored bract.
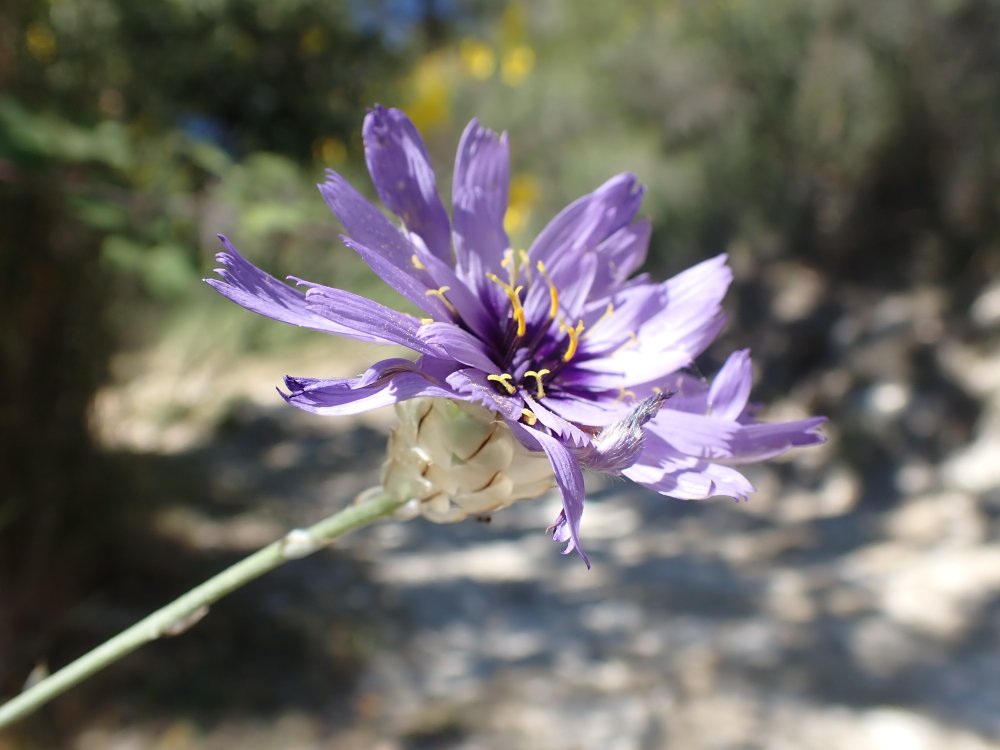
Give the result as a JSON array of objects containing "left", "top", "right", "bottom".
[{"left": 380, "top": 398, "right": 555, "bottom": 523}]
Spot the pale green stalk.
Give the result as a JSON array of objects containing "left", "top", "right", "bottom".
[{"left": 0, "top": 491, "right": 405, "bottom": 730}]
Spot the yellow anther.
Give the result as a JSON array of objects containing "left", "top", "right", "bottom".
[
  {"left": 419, "top": 317, "right": 434, "bottom": 324},
  {"left": 487, "top": 373, "right": 516, "bottom": 395},
  {"left": 410, "top": 254, "right": 426, "bottom": 271},
  {"left": 583, "top": 303, "right": 615, "bottom": 339},
  {"left": 652, "top": 386, "right": 663, "bottom": 394},
  {"left": 486, "top": 273, "right": 526, "bottom": 336},
  {"left": 535, "top": 260, "right": 560, "bottom": 320},
  {"left": 520, "top": 409, "right": 538, "bottom": 426},
  {"left": 560, "top": 319, "right": 585, "bottom": 362},
  {"left": 523, "top": 368, "right": 551, "bottom": 399},
  {"left": 425, "top": 286, "right": 457, "bottom": 315},
  {"left": 615, "top": 386, "right": 638, "bottom": 402}
]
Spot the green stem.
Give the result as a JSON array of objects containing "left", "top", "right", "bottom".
[{"left": 0, "top": 491, "right": 406, "bottom": 730}]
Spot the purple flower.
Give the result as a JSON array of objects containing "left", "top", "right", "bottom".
[{"left": 207, "top": 105, "right": 825, "bottom": 566}]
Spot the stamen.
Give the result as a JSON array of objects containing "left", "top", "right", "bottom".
[
  {"left": 487, "top": 373, "right": 516, "bottom": 395},
  {"left": 419, "top": 317, "right": 434, "bottom": 324},
  {"left": 425, "top": 286, "right": 457, "bottom": 315},
  {"left": 582, "top": 303, "right": 615, "bottom": 339},
  {"left": 486, "top": 273, "right": 526, "bottom": 336},
  {"left": 560, "top": 319, "right": 585, "bottom": 362},
  {"left": 410, "top": 254, "right": 426, "bottom": 271},
  {"left": 615, "top": 386, "right": 638, "bottom": 402},
  {"left": 535, "top": 261, "right": 559, "bottom": 320},
  {"left": 500, "top": 248, "right": 515, "bottom": 275},
  {"left": 523, "top": 368, "right": 551, "bottom": 399},
  {"left": 520, "top": 409, "right": 538, "bottom": 426},
  {"left": 518, "top": 250, "right": 532, "bottom": 281}
]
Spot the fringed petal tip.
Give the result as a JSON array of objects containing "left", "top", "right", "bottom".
[{"left": 547, "top": 511, "right": 591, "bottom": 569}]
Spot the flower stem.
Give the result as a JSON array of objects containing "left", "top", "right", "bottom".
[{"left": 0, "top": 491, "right": 406, "bottom": 730}]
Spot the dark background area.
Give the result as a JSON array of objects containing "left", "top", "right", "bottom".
[{"left": 2, "top": 1, "right": 999, "bottom": 747}]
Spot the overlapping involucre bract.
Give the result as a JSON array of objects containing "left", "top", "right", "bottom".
[{"left": 207, "top": 105, "right": 825, "bottom": 567}]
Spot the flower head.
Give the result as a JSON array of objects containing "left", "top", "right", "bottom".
[{"left": 207, "top": 105, "right": 825, "bottom": 567}]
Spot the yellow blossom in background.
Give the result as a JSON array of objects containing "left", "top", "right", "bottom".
[
  {"left": 501, "top": 45, "right": 534, "bottom": 86},
  {"left": 499, "top": 2, "right": 528, "bottom": 48},
  {"left": 404, "top": 51, "right": 452, "bottom": 133},
  {"left": 25, "top": 22, "right": 56, "bottom": 63},
  {"left": 314, "top": 136, "right": 346, "bottom": 165},
  {"left": 459, "top": 38, "right": 496, "bottom": 80},
  {"left": 504, "top": 173, "right": 540, "bottom": 236}
]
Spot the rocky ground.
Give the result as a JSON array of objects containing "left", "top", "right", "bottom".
[{"left": 5, "top": 269, "right": 1000, "bottom": 750}]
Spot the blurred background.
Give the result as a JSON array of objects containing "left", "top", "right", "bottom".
[{"left": 2, "top": 0, "right": 999, "bottom": 747}]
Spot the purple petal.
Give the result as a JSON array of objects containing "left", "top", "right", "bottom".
[
  {"left": 516, "top": 426, "right": 590, "bottom": 567},
  {"left": 363, "top": 105, "right": 452, "bottom": 262},
  {"left": 283, "top": 370, "right": 455, "bottom": 415},
  {"left": 523, "top": 250, "right": 598, "bottom": 326},
  {"left": 624, "top": 458, "right": 755, "bottom": 501},
  {"left": 318, "top": 171, "right": 415, "bottom": 270},
  {"left": 339, "top": 236, "right": 450, "bottom": 319},
  {"left": 707, "top": 349, "right": 753, "bottom": 420},
  {"left": 452, "top": 119, "right": 510, "bottom": 279},
  {"left": 542, "top": 393, "right": 629, "bottom": 428},
  {"left": 643, "top": 411, "right": 739, "bottom": 458},
  {"left": 419, "top": 321, "right": 500, "bottom": 373},
  {"left": 521, "top": 393, "right": 592, "bottom": 448},
  {"left": 355, "top": 358, "right": 424, "bottom": 387},
  {"left": 589, "top": 219, "right": 651, "bottom": 298},
  {"left": 725, "top": 417, "right": 827, "bottom": 463},
  {"left": 528, "top": 173, "right": 644, "bottom": 269},
  {"left": 207, "top": 237, "right": 396, "bottom": 345},
  {"left": 294, "top": 279, "right": 442, "bottom": 356},
  {"left": 571, "top": 255, "right": 732, "bottom": 389},
  {"left": 577, "top": 282, "right": 662, "bottom": 355}
]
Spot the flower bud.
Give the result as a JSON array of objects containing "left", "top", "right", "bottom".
[{"left": 381, "top": 398, "right": 555, "bottom": 523}]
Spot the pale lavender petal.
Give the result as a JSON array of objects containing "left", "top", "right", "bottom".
[
  {"left": 340, "top": 237, "right": 450, "bottom": 319},
  {"left": 283, "top": 370, "right": 455, "bottom": 415},
  {"left": 516, "top": 426, "right": 590, "bottom": 567},
  {"left": 445, "top": 368, "right": 524, "bottom": 421},
  {"left": 707, "top": 349, "right": 753, "bottom": 420},
  {"left": 589, "top": 218, "right": 651, "bottom": 298},
  {"left": 207, "top": 237, "right": 394, "bottom": 345},
  {"left": 571, "top": 256, "right": 732, "bottom": 389},
  {"left": 542, "top": 393, "right": 629, "bottom": 428},
  {"left": 644, "top": 410, "right": 740, "bottom": 458},
  {"left": 624, "top": 458, "right": 755, "bottom": 501},
  {"left": 419, "top": 322, "right": 500, "bottom": 373},
  {"left": 453, "top": 119, "right": 510, "bottom": 278},
  {"left": 355, "top": 358, "right": 424, "bottom": 387},
  {"left": 528, "top": 173, "right": 644, "bottom": 268},
  {"left": 295, "top": 280, "right": 442, "bottom": 356},
  {"left": 577, "top": 282, "right": 662, "bottom": 355},
  {"left": 726, "top": 417, "right": 827, "bottom": 463},
  {"left": 363, "top": 105, "right": 452, "bottom": 261},
  {"left": 521, "top": 393, "right": 591, "bottom": 448},
  {"left": 318, "top": 171, "right": 415, "bottom": 270},
  {"left": 523, "top": 251, "right": 598, "bottom": 326},
  {"left": 569, "top": 340, "right": 710, "bottom": 392}
]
